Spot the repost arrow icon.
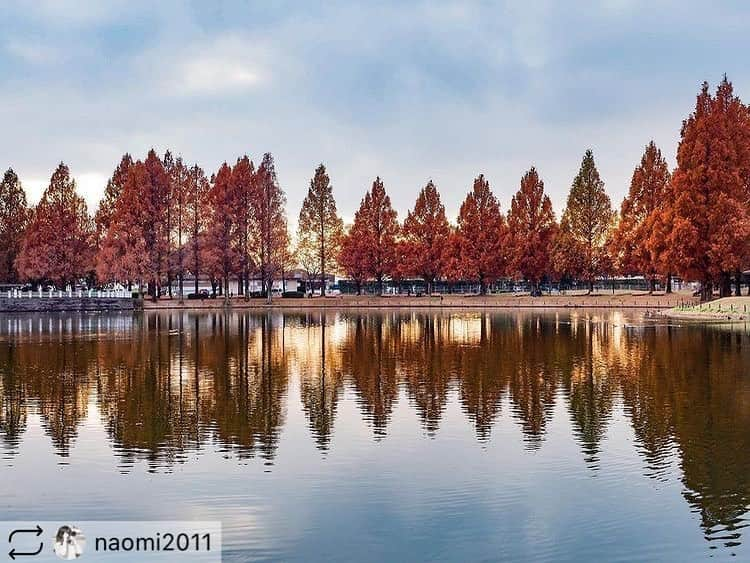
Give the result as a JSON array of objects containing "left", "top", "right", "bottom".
[
  {"left": 8, "top": 542, "right": 43, "bottom": 559},
  {"left": 7, "top": 525, "right": 43, "bottom": 543}
]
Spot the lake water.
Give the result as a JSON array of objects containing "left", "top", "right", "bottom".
[{"left": 1, "top": 310, "right": 748, "bottom": 561}]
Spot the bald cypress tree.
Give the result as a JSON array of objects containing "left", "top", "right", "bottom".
[
  {"left": 667, "top": 78, "right": 750, "bottom": 300},
  {"left": 251, "top": 153, "right": 287, "bottom": 303},
  {"left": 507, "top": 167, "right": 557, "bottom": 294},
  {"left": 611, "top": 141, "right": 671, "bottom": 292},
  {"left": 297, "top": 164, "right": 344, "bottom": 296},
  {"left": 95, "top": 153, "right": 132, "bottom": 246},
  {"left": 555, "top": 150, "right": 614, "bottom": 293},
  {"left": 17, "top": 163, "right": 94, "bottom": 288},
  {"left": 0, "top": 169, "right": 30, "bottom": 283},
  {"left": 362, "top": 177, "right": 399, "bottom": 294},
  {"left": 402, "top": 180, "right": 450, "bottom": 294},
  {"left": 451, "top": 174, "right": 506, "bottom": 295}
]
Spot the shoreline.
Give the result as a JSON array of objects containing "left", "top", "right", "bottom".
[
  {"left": 0, "top": 292, "right": 706, "bottom": 314},
  {"left": 141, "top": 293, "right": 697, "bottom": 311},
  {"left": 656, "top": 296, "right": 750, "bottom": 323}
]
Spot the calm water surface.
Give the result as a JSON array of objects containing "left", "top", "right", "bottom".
[{"left": 1, "top": 310, "right": 748, "bottom": 561}]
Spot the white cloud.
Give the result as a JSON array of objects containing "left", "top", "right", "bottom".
[
  {"left": 13, "top": 0, "right": 132, "bottom": 27},
  {"left": 151, "top": 36, "right": 269, "bottom": 97},
  {"left": 178, "top": 57, "right": 262, "bottom": 95},
  {"left": 5, "top": 39, "right": 58, "bottom": 64}
]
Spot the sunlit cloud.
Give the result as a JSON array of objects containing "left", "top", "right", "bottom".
[{"left": 176, "top": 57, "right": 263, "bottom": 95}]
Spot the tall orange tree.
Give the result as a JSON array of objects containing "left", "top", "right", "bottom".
[
  {"left": 358, "top": 177, "right": 399, "bottom": 294},
  {"left": 94, "top": 153, "right": 132, "bottom": 246},
  {"left": 339, "top": 215, "right": 371, "bottom": 295},
  {"left": 402, "top": 180, "right": 450, "bottom": 294},
  {"left": 297, "top": 164, "right": 344, "bottom": 295},
  {"left": 17, "top": 163, "right": 95, "bottom": 288},
  {"left": 667, "top": 78, "right": 750, "bottom": 299},
  {"left": 145, "top": 150, "right": 172, "bottom": 297},
  {"left": 231, "top": 155, "right": 255, "bottom": 296},
  {"left": 185, "top": 164, "right": 210, "bottom": 295},
  {"left": 554, "top": 150, "right": 614, "bottom": 293},
  {"left": 203, "top": 163, "right": 238, "bottom": 302},
  {"left": 167, "top": 154, "right": 191, "bottom": 299},
  {"left": 162, "top": 150, "right": 177, "bottom": 297},
  {"left": 96, "top": 162, "right": 145, "bottom": 286},
  {"left": 251, "top": 153, "right": 287, "bottom": 303},
  {"left": 507, "top": 167, "right": 557, "bottom": 294},
  {"left": 450, "top": 174, "right": 506, "bottom": 294},
  {"left": 0, "top": 169, "right": 30, "bottom": 283},
  {"left": 97, "top": 150, "right": 171, "bottom": 297},
  {"left": 611, "top": 141, "right": 671, "bottom": 292}
]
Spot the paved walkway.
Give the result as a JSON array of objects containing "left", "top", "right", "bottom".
[{"left": 142, "top": 291, "right": 698, "bottom": 310}]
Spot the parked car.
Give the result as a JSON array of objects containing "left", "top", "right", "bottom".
[
  {"left": 282, "top": 291, "right": 305, "bottom": 298},
  {"left": 187, "top": 289, "right": 211, "bottom": 300}
]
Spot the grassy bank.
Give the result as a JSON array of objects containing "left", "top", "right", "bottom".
[{"left": 659, "top": 296, "right": 750, "bottom": 322}]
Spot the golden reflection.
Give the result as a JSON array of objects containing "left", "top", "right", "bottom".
[{"left": 0, "top": 311, "right": 748, "bottom": 546}]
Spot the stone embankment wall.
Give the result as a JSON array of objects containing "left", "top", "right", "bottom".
[{"left": 0, "top": 297, "right": 138, "bottom": 313}]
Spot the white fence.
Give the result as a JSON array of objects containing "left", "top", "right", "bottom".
[{"left": 4, "top": 288, "right": 131, "bottom": 299}]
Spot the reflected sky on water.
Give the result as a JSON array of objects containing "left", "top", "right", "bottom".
[{"left": 1, "top": 310, "right": 748, "bottom": 561}]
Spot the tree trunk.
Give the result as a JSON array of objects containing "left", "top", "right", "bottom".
[
  {"left": 321, "top": 264, "right": 326, "bottom": 297},
  {"left": 701, "top": 280, "right": 712, "bottom": 302},
  {"left": 266, "top": 275, "right": 272, "bottom": 304},
  {"left": 666, "top": 272, "right": 672, "bottom": 294},
  {"left": 479, "top": 277, "right": 487, "bottom": 296},
  {"left": 427, "top": 279, "right": 433, "bottom": 296},
  {"left": 720, "top": 272, "right": 731, "bottom": 297},
  {"left": 224, "top": 275, "right": 230, "bottom": 306},
  {"left": 356, "top": 281, "right": 362, "bottom": 296},
  {"left": 377, "top": 275, "right": 383, "bottom": 296},
  {"left": 734, "top": 271, "right": 742, "bottom": 296},
  {"left": 588, "top": 278, "right": 593, "bottom": 294},
  {"left": 649, "top": 277, "right": 656, "bottom": 294}
]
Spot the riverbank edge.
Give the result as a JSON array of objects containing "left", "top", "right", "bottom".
[
  {"left": 0, "top": 297, "right": 136, "bottom": 313},
  {"left": 0, "top": 293, "right": 700, "bottom": 313},
  {"left": 141, "top": 293, "right": 696, "bottom": 311},
  {"left": 656, "top": 296, "right": 750, "bottom": 323}
]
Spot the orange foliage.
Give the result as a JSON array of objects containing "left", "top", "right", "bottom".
[
  {"left": 17, "top": 163, "right": 94, "bottom": 287},
  {"left": 448, "top": 174, "right": 507, "bottom": 294},
  {"left": 507, "top": 167, "right": 557, "bottom": 290}
]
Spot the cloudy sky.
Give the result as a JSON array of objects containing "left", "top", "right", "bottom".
[{"left": 2, "top": 0, "right": 748, "bottom": 225}]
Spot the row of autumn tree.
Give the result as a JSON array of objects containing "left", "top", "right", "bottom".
[{"left": 0, "top": 77, "right": 748, "bottom": 300}]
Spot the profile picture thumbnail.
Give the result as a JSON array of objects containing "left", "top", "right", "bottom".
[{"left": 54, "top": 525, "right": 85, "bottom": 560}]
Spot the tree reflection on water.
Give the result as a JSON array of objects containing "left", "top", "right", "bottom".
[{"left": 0, "top": 310, "right": 748, "bottom": 547}]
